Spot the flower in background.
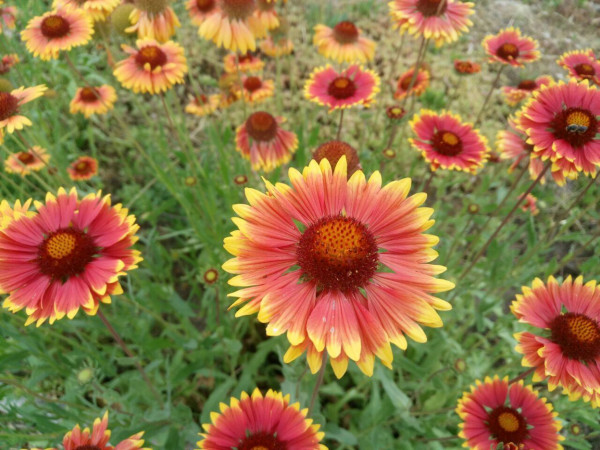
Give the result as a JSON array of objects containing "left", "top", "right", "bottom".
[
  {"left": 223, "top": 157, "right": 453, "bottom": 377},
  {"left": 313, "top": 20, "right": 375, "bottom": 64},
  {"left": 114, "top": 38, "right": 187, "bottom": 95},
  {"left": 185, "top": 94, "right": 219, "bottom": 116},
  {"left": 512, "top": 276, "right": 600, "bottom": 408},
  {"left": 0, "top": 84, "right": 47, "bottom": 133},
  {"left": 517, "top": 79, "right": 600, "bottom": 181},
  {"left": 126, "top": 0, "right": 181, "bottom": 42},
  {"left": 260, "top": 35, "right": 293, "bottom": 57},
  {"left": 386, "top": 105, "right": 406, "bottom": 120},
  {"left": 0, "top": 199, "right": 34, "bottom": 231},
  {"left": 253, "top": 0, "right": 280, "bottom": 37},
  {"left": 67, "top": 156, "right": 98, "bottom": 181},
  {"left": 197, "top": 389, "right": 326, "bottom": 450},
  {"left": 382, "top": 148, "right": 396, "bottom": 159},
  {"left": 483, "top": 27, "right": 540, "bottom": 67},
  {"left": 557, "top": 49, "right": 600, "bottom": 85},
  {"left": 409, "top": 110, "right": 489, "bottom": 173},
  {"left": 198, "top": 0, "right": 263, "bottom": 53},
  {"left": 223, "top": 52, "right": 264, "bottom": 73},
  {"left": 235, "top": 111, "right": 297, "bottom": 172},
  {"left": 21, "top": 8, "right": 94, "bottom": 61},
  {"left": 0, "top": 1, "right": 16, "bottom": 34},
  {"left": 234, "top": 75, "right": 274, "bottom": 104},
  {"left": 62, "top": 412, "right": 148, "bottom": 450},
  {"left": 69, "top": 85, "right": 117, "bottom": 118},
  {"left": 388, "top": 0, "right": 474, "bottom": 46},
  {"left": 0, "top": 187, "right": 142, "bottom": 326},
  {"left": 313, "top": 140, "right": 361, "bottom": 176},
  {"left": 501, "top": 75, "right": 552, "bottom": 106},
  {"left": 456, "top": 376, "right": 563, "bottom": 449},
  {"left": 519, "top": 193, "right": 539, "bottom": 216},
  {"left": 453, "top": 59, "right": 480, "bottom": 75},
  {"left": 305, "top": 65, "right": 380, "bottom": 112},
  {"left": 203, "top": 268, "right": 218, "bottom": 284},
  {"left": 186, "top": 0, "right": 218, "bottom": 26},
  {"left": 53, "top": 0, "right": 120, "bottom": 22},
  {"left": 0, "top": 53, "right": 19, "bottom": 74},
  {"left": 233, "top": 174, "right": 248, "bottom": 185},
  {"left": 4, "top": 146, "right": 50, "bottom": 176},
  {"left": 394, "top": 66, "right": 430, "bottom": 100}
]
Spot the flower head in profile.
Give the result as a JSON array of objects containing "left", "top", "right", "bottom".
[
  {"left": 235, "top": 111, "right": 297, "bottom": 172},
  {"left": 186, "top": 0, "right": 218, "bottom": 26},
  {"left": 69, "top": 85, "right": 117, "bottom": 118},
  {"left": 0, "top": 1, "right": 16, "bottom": 34},
  {"left": 0, "top": 53, "right": 19, "bottom": 74},
  {"left": 224, "top": 52, "right": 264, "bottom": 73},
  {"left": 253, "top": 0, "right": 280, "bottom": 37},
  {"left": 5, "top": 146, "right": 50, "bottom": 176},
  {"left": 114, "top": 38, "right": 187, "bottom": 95},
  {"left": 127, "top": 0, "right": 181, "bottom": 42},
  {"left": 67, "top": 156, "right": 98, "bottom": 181},
  {"left": 223, "top": 157, "right": 453, "bottom": 378},
  {"left": 305, "top": 65, "right": 380, "bottom": 112},
  {"left": 483, "top": 27, "right": 540, "bottom": 67},
  {"left": 62, "top": 411, "right": 148, "bottom": 450},
  {"left": 260, "top": 35, "right": 294, "bottom": 57},
  {"left": 313, "top": 140, "right": 361, "bottom": 176},
  {"left": 557, "top": 49, "right": 600, "bottom": 85},
  {"left": 0, "top": 84, "right": 47, "bottom": 134},
  {"left": 519, "top": 193, "right": 539, "bottom": 216},
  {"left": 185, "top": 94, "right": 219, "bottom": 116},
  {"left": 234, "top": 75, "right": 274, "bottom": 104},
  {"left": 502, "top": 75, "right": 552, "bottom": 107},
  {"left": 512, "top": 276, "right": 600, "bottom": 408},
  {"left": 394, "top": 66, "right": 430, "bottom": 100},
  {"left": 53, "top": 0, "right": 120, "bottom": 22},
  {"left": 313, "top": 20, "right": 375, "bottom": 64},
  {"left": 409, "top": 110, "right": 489, "bottom": 173},
  {"left": 388, "top": 0, "right": 474, "bottom": 46},
  {"left": 456, "top": 375, "right": 564, "bottom": 449},
  {"left": 517, "top": 79, "right": 600, "bottom": 181},
  {"left": 198, "top": 389, "right": 326, "bottom": 450},
  {"left": 453, "top": 59, "right": 480, "bottom": 75},
  {"left": 21, "top": 8, "right": 94, "bottom": 61},
  {"left": 0, "top": 187, "right": 142, "bottom": 326}
]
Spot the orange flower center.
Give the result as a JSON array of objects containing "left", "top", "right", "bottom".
[
  {"left": 203, "top": 269, "right": 218, "bottom": 283},
  {"left": 234, "top": 174, "right": 248, "bottom": 184},
  {"left": 550, "top": 312, "right": 600, "bottom": 361},
  {"left": 243, "top": 76, "right": 263, "bottom": 92},
  {"left": 135, "top": 45, "right": 167, "bottom": 70},
  {"left": 38, "top": 228, "right": 97, "bottom": 281},
  {"left": 575, "top": 63, "right": 595, "bottom": 79},
  {"left": 0, "top": 92, "right": 19, "bottom": 121},
  {"left": 80, "top": 87, "right": 100, "bottom": 103},
  {"left": 551, "top": 107, "right": 597, "bottom": 148},
  {"left": 517, "top": 79, "right": 537, "bottom": 90},
  {"left": 496, "top": 42, "right": 519, "bottom": 61},
  {"left": 17, "top": 152, "right": 35, "bottom": 164},
  {"left": 432, "top": 130, "right": 462, "bottom": 156},
  {"left": 333, "top": 21, "right": 359, "bottom": 44},
  {"left": 297, "top": 215, "right": 378, "bottom": 292},
  {"left": 237, "top": 431, "right": 285, "bottom": 450},
  {"left": 221, "top": 0, "right": 256, "bottom": 20},
  {"left": 486, "top": 406, "right": 528, "bottom": 445},
  {"left": 327, "top": 76, "right": 357, "bottom": 100},
  {"left": 416, "top": 0, "right": 447, "bottom": 17},
  {"left": 41, "top": 14, "right": 71, "bottom": 39},
  {"left": 196, "top": 0, "right": 216, "bottom": 12},
  {"left": 313, "top": 140, "right": 360, "bottom": 175},
  {"left": 246, "top": 111, "right": 278, "bottom": 142}
]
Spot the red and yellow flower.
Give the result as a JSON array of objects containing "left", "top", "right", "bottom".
[
  {"left": 198, "top": 389, "right": 326, "bottom": 450},
  {"left": 305, "top": 65, "right": 379, "bottom": 112},
  {"left": 21, "top": 8, "right": 94, "bottom": 61},
  {"left": 453, "top": 59, "right": 480, "bottom": 75},
  {"left": 186, "top": 0, "right": 218, "bottom": 26},
  {"left": 501, "top": 75, "right": 552, "bottom": 107},
  {"left": 0, "top": 53, "right": 19, "bottom": 74},
  {"left": 388, "top": 0, "right": 474, "bottom": 46},
  {"left": 519, "top": 193, "right": 539, "bottom": 216},
  {"left": 53, "top": 0, "right": 120, "bottom": 22},
  {"left": 409, "top": 110, "right": 489, "bottom": 173},
  {"left": 114, "top": 38, "right": 187, "bottom": 95},
  {"left": 4, "top": 146, "right": 50, "bottom": 176},
  {"left": 223, "top": 157, "right": 453, "bottom": 378},
  {"left": 235, "top": 111, "right": 297, "bottom": 172},
  {"left": 517, "top": 79, "right": 600, "bottom": 181},
  {"left": 224, "top": 51, "right": 264, "bottom": 73},
  {"left": 313, "top": 20, "right": 375, "bottom": 64},
  {"left": 185, "top": 94, "right": 220, "bottom": 116},
  {"left": 0, "top": 84, "right": 47, "bottom": 134},
  {"left": 62, "top": 412, "right": 148, "bottom": 450},
  {"left": 557, "top": 49, "right": 600, "bottom": 85},
  {"left": 456, "top": 375, "right": 564, "bottom": 449},
  {"left": 67, "top": 156, "right": 98, "bottom": 181},
  {"left": 394, "top": 66, "right": 430, "bottom": 100},
  {"left": 0, "top": 1, "right": 16, "bottom": 34},
  {"left": 234, "top": 75, "right": 274, "bottom": 104},
  {"left": 260, "top": 35, "right": 293, "bottom": 57},
  {"left": 512, "top": 276, "right": 600, "bottom": 408},
  {"left": 483, "top": 27, "right": 540, "bottom": 67},
  {"left": 0, "top": 187, "right": 142, "bottom": 326},
  {"left": 126, "top": 0, "right": 181, "bottom": 42},
  {"left": 69, "top": 84, "right": 117, "bottom": 118}
]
